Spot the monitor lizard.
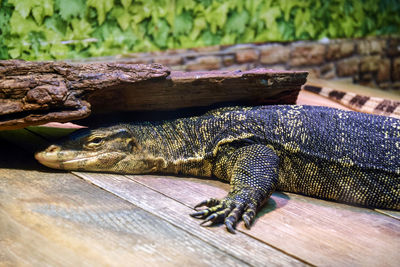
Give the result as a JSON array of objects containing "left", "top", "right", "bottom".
[{"left": 35, "top": 105, "right": 400, "bottom": 233}]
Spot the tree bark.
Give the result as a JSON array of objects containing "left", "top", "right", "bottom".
[{"left": 0, "top": 60, "right": 307, "bottom": 130}]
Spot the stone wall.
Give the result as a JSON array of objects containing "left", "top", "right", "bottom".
[{"left": 93, "top": 36, "right": 400, "bottom": 91}]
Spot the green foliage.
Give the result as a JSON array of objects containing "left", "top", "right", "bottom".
[
  {"left": 0, "top": 0, "right": 399, "bottom": 60},
  {"left": 56, "top": 0, "right": 85, "bottom": 21}
]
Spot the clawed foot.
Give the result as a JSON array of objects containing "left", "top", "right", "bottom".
[{"left": 190, "top": 194, "right": 258, "bottom": 234}]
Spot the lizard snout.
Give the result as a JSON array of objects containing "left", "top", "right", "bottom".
[
  {"left": 46, "top": 144, "right": 61, "bottom": 153},
  {"left": 34, "top": 145, "right": 63, "bottom": 169}
]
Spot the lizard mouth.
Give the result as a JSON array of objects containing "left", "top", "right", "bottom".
[
  {"left": 35, "top": 150, "right": 100, "bottom": 170},
  {"left": 35, "top": 151, "right": 64, "bottom": 169}
]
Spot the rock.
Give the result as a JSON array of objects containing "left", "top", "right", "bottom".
[
  {"left": 154, "top": 55, "right": 183, "bottom": 66},
  {"left": 357, "top": 38, "right": 385, "bottom": 55},
  {"left": 235, "top": 49, "right": 259, "bottom": 63},
  {"left": 290, "top": 43, "right": 325, "bottom": 66},
  {"left": 326, "top": 41, "right": 354, "bottom": 60},
  {"left": 186, "top": 56, "right": 222, "bottom": 71},
  {"left": 360, "top": 55, "right": 381, "bottom": 72},
  {"left": 393, "top": 57, "right": 400, "bottom": 81},
  {"left": 336, "top": 57, "right": 360, "bottom": 77},
  {"left": 376, "top": 58, "right": 391, "bottom": 82},
  {"left": 387, "top": 38, "right": 400, "bottom": 56},
  {"left": 259, "top": 44, "right": 290, "bottom": 65}
]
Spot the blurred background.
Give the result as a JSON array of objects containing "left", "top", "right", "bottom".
[
  {"left": 1, "top": 0, "right": 398, "bottom": 60},
  {"left": 0, "top": 0, "right": 399, "bottom": 90}
]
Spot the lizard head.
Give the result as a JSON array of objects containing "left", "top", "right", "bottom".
[{"left": 35, "top": 125, "right": 166, "bottom": 174}]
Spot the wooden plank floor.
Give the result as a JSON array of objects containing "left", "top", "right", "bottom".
[{"left": 1, "top": 88, "right": 400, "bottom": 266}]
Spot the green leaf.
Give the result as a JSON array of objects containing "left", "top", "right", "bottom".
[
  {"left": 278, "top": 19, "right": 295, "bottom": 41},
  {"left": 50, "top": 43, "right": 69, "bottom": 58},
  {"left": 121, "top": 0, "right": 132, "bottom": 9},
  {"left": 239, "top": 28, "right": 255, "bottom": 43},
  {"left": 205, "top": 2, "right": 229, "bottom": 33},
  {"left": 173, "top": 11, "right": 192, "bottom": 37},
  {"left": 40, "top": 0, "right": 54, "bottom": 18},
  {"left": 27, "top": 31, "right": 45, "bottom": 55},
  {"left": 92, "top": 19, "right": 120, "bottom": 41},
  {"left": 294, "top": 8, "right": 313, "bottom": 38},
  {"left": 201, "top": 30, "right": 221, "bottom": 46},
  {"left": 279, "top": 0, "right": 299, "bottom": 21},
  {"left": 9, "top": 11, "right": 39, "bottom": 35},
  {"left": 27, "top": 125, "right": 80, "bottom": 140},
  {"left": 148, "top": 18, "right": 170, "bottom": 48},
  {"left": 9, "top": 0, "right": 53, "bottom": 22},
  {"left": 129, "top": 3, "right": 151, "bottom": 24},
  {"left": 0, "top": 0, "right": 12, "bottom": 35},
  {"left": 57, "top": 0, "right": 85, "bottom": 20},
  {"left": 189, "top": 16, "right": 206, "bottom": 40},
  {"left": 8, "top": 47, "right": 20, "bottom": 58},
  {"left": 99, "top": 25, "right": 137, "bottom": 52},
  {"left": 87, "top": 0, "right": 114, "bottom": 25},
  {"left": 131, "top": 38, "right": 158, "bottom": 52},
  {"left": 164, "top": 0, "right": 175, "bottom": 26},
  {"left": 177, "top": 35, "right": 196, "bottom": 48},
  {"left": 245, "top": 0, "right": 264, "bottom": 17},
  {"left": 8, "top": 0, "right": 36, "bottom": 18},
  {"left": 176, "top": 0, "right": 196, "bottom": 14},
  {"left": 260, "top": 6, "right": 281, "bottom": 29},
  {"left": 32, "top": 6, "right": 45, "bottom": 25},
  {"left": 328, "top": 23, "right": 337, "bottom": 37},
  {"left": 44, "top": 14, "right": 67, "bottom": 36},
  {"left": 226, "top": 10, "right": 249, "bottom": 34},
  {"left": 342, "top": 16, "right": 355, "bottom": 37},
  {"left": 112, "top": 7, "right": 131, "bottom": 30},
  {"left": 66, "top": 18, "right": 94, "bottom": 40},
  {"left": 220, "top": 34, "right": 236, "bottom": 45}
]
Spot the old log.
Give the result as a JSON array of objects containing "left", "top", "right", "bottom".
[
  {"left": 0, "top": 60, "right": 170, "bottom": 130},
  {"left": 0, "top": 60, "right": 307, "bottom": 130}
]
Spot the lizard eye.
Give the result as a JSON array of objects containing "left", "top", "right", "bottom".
[
  {"left": 85, "top": 136, "right": 104, "bottom": 148},
  {"left": 90, "top": 137, "right": 102, "bottom": 144}
]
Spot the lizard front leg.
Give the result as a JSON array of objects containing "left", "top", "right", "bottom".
[{"left": 190, "top": 144, "right": 279, "bottom": 233}]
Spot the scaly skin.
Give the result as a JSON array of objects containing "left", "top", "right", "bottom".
[{"left": 35, "top": 105, "right": 400, "bottom": 233}]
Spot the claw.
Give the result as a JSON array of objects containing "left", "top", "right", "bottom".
[
  {"left": 190, "top": 210, "right": 209, "bottom": 218},
  {"left": 242, "top": 214, "right": 251, "bottom": 229},
  {"left": 191, "top": 194, "right": 261, "bottom": 233},
  {"left": 200, "top": 213, "right": 218, "bottom": 226},
  {"left": 190, "top": 203, "right": 225, "bottom": 219},
  {"left": 200, "top": 207, "right": 231, "bottom": 226},
  {"left": 231, "top": 203, "right": 244, "bottom": 220},
  {"left": 242, "top": 207, "right": 256, "bottom": 229},
  {"left": 194, "top": 198, "right": 220, "bottom": 210},
  {"left": 225, "top": 220, "right": 236, "bottom": 234}
]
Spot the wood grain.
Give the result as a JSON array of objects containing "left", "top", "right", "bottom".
[
  {"left": 126, "top": 174, "right": 400, "bottom": 267},
  {"left": 0, "top": 60, "right": 170, "bottom": 130},
  {"left": 375, "top": 209, "right": 400, "bottom": 220},
  {"left": 73, "top": 172, "right": 306, "bottom": 266},
  {"left": 0, "top": 168, "right": 251, "bottom": 267},
  {"left": 0, "top": 60, "right": 307, "bottom": 130},
  {"left": 87, "top": 69, "right": 307, "bottom": 114}
]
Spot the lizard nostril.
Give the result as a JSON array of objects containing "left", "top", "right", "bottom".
[{"left": 47, "top": 145, "right": 60, "bottom": 153}]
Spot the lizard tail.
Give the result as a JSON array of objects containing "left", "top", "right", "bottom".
[{"left": 303, "top": 85, "right": 400, "bottom": 120}]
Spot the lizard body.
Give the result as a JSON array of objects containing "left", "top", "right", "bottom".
[{"left": 35, "top": 105, "right": 400, "bottom": 232}]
